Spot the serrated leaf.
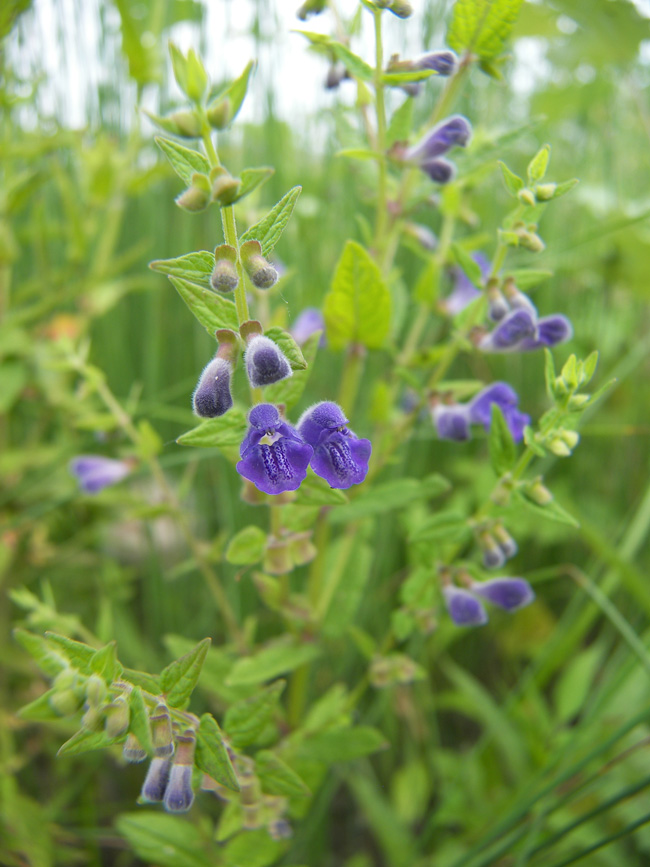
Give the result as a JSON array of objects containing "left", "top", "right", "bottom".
[
  {"left": 160, "top": 637, "right": 211, "bottom": 707},
  {"left": 488, "top": 404, "right": 517, "bottom": 476},
  {"left": 293, "top": 469, "right": 349, "bottom": 506},
  {"left": 240, "top": 186, "right": 302, "bottom": 256},
  {"left": 168, "top": 276, "right": 239, "bottom": 333},
  {"left": 116, "top": 812, "right": 213, "bottom": 867},
  {"left": 230, "top": 167, "right": 274, "bottom": 204},
  {"left": 226, "top": 641, "right": 320, "bottom": 687},
  {"left": 264, "top": 326, "right": 307, "bottom": 370},
  {"left": 409, "top": 512, "right": 470, "bottom": 544},
  {"left": 387, "top": 98, "right": 414, "bottom": 147},
  {"left": 128, "top": 687, "right": 153, "bottom": 754},
  {"left": 299, "top": 726, "right": 388, "bottom": 762},
  {"left": 265, "top": 330, "right": 320, "bottom": 409},
  {"left": 255, "top": 750, "right": 311, "bottom": 797},
  {"left": 176, "top": 409, "right": 248, "bottom": 448},
  {"left": 498, "top": 160, "right": 524, "bottom": 196},
  {"left": 225, "top": 525, "right": 267, "bottom": 565},
  {"left": 223, "top": 681, "right": 285, "bottom": 747},
  {"left": 155, "top": 137, "right": 210, "bottom": 186},
  {"left": 323, "top": 240, "right": 391, "bottom": 350},
  {"left": 45, "top": 633, "right": 95, "bottom": 673},
  {"left": 58, "top": 728, "right": 120, "bottom": 757},
  {"left": 447, "top": 0, "right": 524, "bottom": 61},
  {"left": 90, "top": 641, "right": 122, "bottom": 683},
  {"left": 527, "top": 144, "right": 550, "bottom": 184},
  {"left": 329, "top": 41, "right": 373, "bottom": 81},
  {"left": 149, "top": 251, "right": 214, "bottom": 289},
  {"left": 327, "top": 475, "right": 450, "bottom": 525},
  {"left": 19, "top": 689, "right": 64, "bottom": 721},
  {"left": 13, "top": 629, "right": 67, "bottom": 677},
  {"left": 122, "top": 668, "right": 162, "bottom": 694},
  {"left": 195, "top": 713, "right": 240, "bottom": 792}
]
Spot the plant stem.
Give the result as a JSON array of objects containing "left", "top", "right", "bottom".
[{"left": 373, "top": 9, "right": 389, "bottom": 264}]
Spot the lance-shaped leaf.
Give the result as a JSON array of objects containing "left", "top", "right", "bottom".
[
  {"left": 230, "top": 167, "right": 274, "bottom": 204},
  {"left": 223, "top": 681, "right": 285, "bottom": 748},
  {"left": 90, "top": 641, "right": 122, "bottom": 683},
  {"left": 226, "top": 640, "right": 321, "bottom": 687},
  {"left": 19, "top": 689, "right": 66, "bottom": 722},
  {"left": 517, "top": 490, "right": 580, "bottom": 527},
  {"left": 255, "top": 750, "right": 311, "bottom": 797},
  {"left": 323, "top": 240, "right": 391, "bottom": 350},
  {"left": 45, "top": 632, "right": 96, "bottom": 673},
  {"left": 240, "top": 186, "right": 302, "bottom": 257},
  {"left": 195, "top": 713, "right": 239, "bottom": 792},
  {"left": 176, "top": 409, "right": 248, "bottom": 448},
  {"left": 160, "top": 637, "right": 211, "bottom": 707},
  {"left": 298, "top": 726, "right": 388, "bottom": 762},
  {"left": 447, "top": 0, "right": 524, "bottom": 62},
  {"left": 225, "top": 525, "right": 267, "bottom": 566},
  {"left": 149, "top": 252, "right": 214, "bottom": 289},
  {"left": 489, "top": 404, "right": 517, "bottom": 476},
  {"left": 128, "top": 686, "right": 153, "bottom": 755},
  {"left": 208, "top": 60, "right": 255, "bottom": 125},
  {"left": 58, "top": 728, "right": 121, "bottom": 757},
  {"left": 13, "top": 629, "right": 67, "bottom": 677},
  {"left": 155, "top": 137, "right": 210, "bottom": 186},
  {"left": 116, "top": 812, "right": 213, "bottom": 867},
  {"left": 168, "top": 276, "right": 239, "bottom": 333},
  {"left": 328, "top": 475, "right": 450, "bottom": 524}
]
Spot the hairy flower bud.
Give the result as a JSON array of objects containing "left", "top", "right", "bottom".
[
  {"left": 416, "top": 50, "right": 457, "bottom": 76},
  {"left": 151, "top": 705, "right": 175, "bottom": 759},
  {"left": 211, "top": 244, "right": 239, "bottom": 293},
  {"left": 479, "top": 531, "right": 506, "bottom": 570},
  {"left": 210, "top": 169, "right": 242, "bottom": 206},
  {"left": 105, "top": 697, "right": 130, "bottom": 738},
  {"left": 388, "top": 0, "right": 413, "bottom": 17},
  {"left": 245, "top": 335, "right": 292, "bottom": 388},
  {"left": 526, "top": 479, "right": 553, "bottom": 506},
  {"left": 442, "top": 585, "right": 488, "bottom": 627},
  {"left": 141, "top": 757, "right": 172, "bottom": 803},
  {"left": 207, "top": 97, "right": 231, "bottom": 130},
  {"left": 176, "top": 173, "right": 211, "bottom": 212},
  {"left": 421, "top": 157, "right": 455, "bottom": 184},
  {"left": 168, "top": 110, "right": 202, "bottom": 138},
  {"left": 163, "top": 731, "right": 196, "bottom": 813},
  {"left": 123, "top": 732, "right": 147, "bottom": 763},
  {"left": 192, "top": 357, "right": 233, "bottom": 418},
  {"left": 240, "top": 239, "right": 279, "bottom": 289},
  {"left": 535, "top": 182, "right": 557, "bottom": 201},
  {"left": 493, "top": 524, "right": 518, "bottom": 560},
  {"left": 264, "top": 537, "right": 293, "bottom": 575}
]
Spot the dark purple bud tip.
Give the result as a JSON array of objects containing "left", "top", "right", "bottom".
[
  {"left": 443, "top": 585, "right": 488, "bottom": 627},
  {"left": 409, "top": 115, "right": 472, "bottom": 162},
  {"left": 210, "top": 259, "right": 239, "bottom": 293},
  {"left": 416, "top": 50, "right": 457, "bottom": 76},
  {"left": 420, "top": 157, "right": 456, "bottom": 184},
  {"left": 470, "top": 578, "right": 535, "bottom": 611},
  {"left": 479, "top": 308, "right": 537, "bottom": 352},
  {"left": 482, "top": 546, "right": 505, "bottom": 570},
  {"left": 141, "top": 758, "right": 171, "bottom": 803},
  {"left": 69, "top": 455, "right": 132, "bottom": 494},
  {"left": 245, "top": 335, "right": 293, "bottom": 388},
  {"left": 163, "top": 764, "right": 195, "bottom": 813},
  {"left": 433, "top": 405, "right": 471, "bottom": 441},
  {"left": 192, "top": 358, "right": 233, "bottom": 418},
  {"left": 298, "top": 401, "right": 371, "bottom": 489},
  {"left": 401, "top": 81, "right": 422, "bottom": 98}
]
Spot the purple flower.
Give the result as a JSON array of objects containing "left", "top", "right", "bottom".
[
  {"left": 192, "top": 358, "right": 233, "bottom": 418},
  {"left": 433, "top": 382, "right": 530, "bottom": 443},
  {"left": 416, "top": 50, "right": 457, "bottom": 76},
  {"left": 470, "top": 577, "right": 535, "bottom": 611},
  {"left": 237, "top": 403, "right": 313, "bottom": 495},
  {"left": 69, "top": 455, "right": 132, "bottom": 494},
  {"left": 407, "top": 115, "right": 472, "bottom": 161},
  {"left": 290, "top": 308, "right": 325, "bottom": 345},
  {"left": 163, "top": 763, "right": 194, "bottom": 813},
  {"left": 420, "top": 157, "right": 456, "bottom": 184},
  {"left": 140, "top": 757, "right": 171, "bottom": 803},
  {"left": 517, "top": 315, "right": 573, "bottom": 351},
  {"left": 443, "top": 252, "right": 490, "bottom": 315},
  {"left": 479, "top": 292, "right": 573, "bottom": 353},
  {"left": 245, "top": 335, "right": 293, "bottom": 388},
  {"left": 479, "top": 308, "right": 538, "bottom": 352},
  {"left": 298, "top": 401, "right": 371, "bottom": 490},
  {"left": 443, "top": 585, "right": 488, "bottom": 627}
]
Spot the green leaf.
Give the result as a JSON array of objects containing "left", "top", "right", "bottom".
[
  {"left": 169, "top": 42, "right": 190, "bottom": 96},
  {"left": 176, "top": 409, "right": 248, "bottom": 448},
  {"left": 517, "top": 492, "right": 580, "bottom": 528},
  {"left": 13, "top": 629, "right": 67, "bottom": 677},
  {"left": 220, "top": 60, "right": 255, "bottom": 124},
  {"left": 168, "top": 276, "right": 239, "bottom": 334},
  {"left": 413, "top": 259, "right": 441, "bottom": 305},
  {"left": 554, "top": 644, "right": 604, "bottom": 723},
  {"left": 300, "top": 726, "right": 388, "bottom": 762},
  {"left": 544, "top": 347, "right": 557, "bottom": 400},
  {"left": 264, "top": 326, "right": 307, "bottom": 370},
  {"left": 527, "top": 144, "right": 550, "bottom": 184},
  {"left": 381, "top": 69, "right": 435, "bottom": 84},
  {"left": 551, "top": 177, "right": 579, "bottom": 199},
  {"left": 323, "top": 240, "right": 391, "bottom": 350},
  {"left": 186, "top": 48, "right": 208, "bottom": 103},
  {"left": 122, "top": 668, "right": 161, "bottom": 694},
  {"left": 222, "top": 828, "right": 287, "bottom": 867},
  {"left": 240, "top": 186, "right": 302, "bottom": 256},
  {"left": 387, "top": 98, "right": 414, "bottom": 147},
  {"left": 322, "top": 541, "right": 373, "bottom": 637},
  {"left": 19, "top": 689, "right": 65, "bottom": 722},
  {"left": 293, "top": 468, "right": 349, "bottom": 506},
  {"left": 504, "top": 268, "right": 552, "bottom": 289},
  {"left": 58, "top": 728, "right": 120, "bottom": 757},
  {"left": 160, "top": 637, "right": 211, "bottom": 707},
  {"left": 231, "top": 167, "right": 274, "bottom": 203},
  {"left": 155, "top": 137, "right": 210, "bottom": 186},
  {"left": 195, "top": 713, "right": 240, "bottom": 791},
  {"left": 116, "top": 812, "right": 213, "bottom": 867},
  {"left": 265, "top": 329, "right": 320, "bottom": 409},
  {"left": 128, "top": 687, "right": 153, "bottom": 755},
  {"left": 226, "top": 641, "right": 321, "bottom": 687},
  {"left": 223, "top": 681, "right": 285, "bottom": 747},
  {"left": 450, "top": 243, "right": 484, "bottom": 286},
  {"left": 45, "top": 632, "right": 95, "bottom": 673},
  {"left": 328, "top": 475, "right": 450, "bottom": 524},
  {"left": 409, "top": 512, "right": 470, "bottom": 544},
  {"left": 225, "top": 526, "right": 267, "bottom": 566},
  {"left": 488, "top": 404, "right": 516, "bottom": 476},
  {"left": 335, "top": 148, "right": 381, "bottom": 162},
  {"left": 149, "top": 251, "right": 214, "bottom": 289},
  {"left": 447, "top": 0, "right": 524, "bottom": 61},
  {"left": 255, "top": 750, "right": 311, "bottom": 797},
  {"left": 498, "top": 160, "right": 524, "bottom": 196},
  {"left": 90, "top": 641, "right": 122, "bottom": 683},
  {"left": 329, "top": 41, "right": 373, "bottom": 81}
]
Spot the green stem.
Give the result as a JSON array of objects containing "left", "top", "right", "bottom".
[
  {"left": 338, "top": 345, "right": 366, "bottom": 414},
  {"left": 221, "top": 206, "right": 250, "bottom": 324},
  {"left": 373, "top": 9, "right": 389, "bottom": 263}
]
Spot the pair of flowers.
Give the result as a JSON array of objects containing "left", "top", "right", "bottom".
[
  {"left": 237, "top": 402, "right": 371, "bottom": 495},
  {"left": 443, "top": 577, "right": 535, "bottom": 626},
  {"left": 433, "top": 382, "right": 530, "bottom": 443}
]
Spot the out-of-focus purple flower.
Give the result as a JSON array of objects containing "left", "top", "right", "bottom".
[
  {"left": 433, "top": 382, "right": 530, "bottom": 443},
  {"left": 470, "top": 577, "right": 535, "bottom": 611},
  {"left": 517, "top": 315, "right": 573, "bottom": 351},
  {"left": 298, "top": 401, "right": 371, "bottom": 490},
  {"left": 237, "top": 403, "right": 312, "bottom": 495},
  {"left": 141, "top": 757, "right": 171, "bottom": 803},
  {"left": 478, "top": 308, "right": 538, "bottom": 352},
  {"left": 245, "top": 335, "right": 292, "bottom": 387},
  {"left": 468, "top": 382, "right": 531, "bottom": 442},
  {"left": 404, "top": 223, "right": 437, "bottom": 251},
  {"left": 192, "top": 357, "right": 233, "bottom": 418},
  {"left": 404, "top": 115, "right": 471, "bottom": 185},
  {"left": 290, "top": 308, "right": 325, "bottom": 345},
  {"left": 69, "top": 455, "right": 132, "bottom": 494},
  {"left": 416, "top": 50, "right": 457, "bottom": 76},
  {"left": 478, "top": 283, "right": 573, "bottom": 353},
  {"left": 420, "top": 157, "right": 456, "bottom": 184},
  {"left": 443, "top": 252, "right": 490, "bottom": 315},
  {"left": 443, "top": 585, "right": 488, "bottom": 627}
]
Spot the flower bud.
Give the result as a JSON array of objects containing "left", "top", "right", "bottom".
[
  {"left": 493, "top": 524, "right": 518, "bottom": 560},
  {"left": 168, "top": 110, "right": 202, "bottom": 138},
  {"left": 192, "top": 357, "right": 233, "bottom": 418},
  {"left": 526, "top": 479, "right": 553, "bottom": 506},
  {"left": 297, "top": 0, "right": 327, "bottom": 19},
  {"left": 141, "top": 757, "right": 172, "bottom": 803},
  {"left": 240, "top": 239, "right": 279, "bottom": 289},
  {"left": 163, "top": 731, "right": 197, "bottom": 813},
  {"left": 289, "top": 531, "right": 317, "bottom": 566},
  {"left": 547, "top": 437, "right": 571, "bottom": 457},
  {"left": 470, "top": 577, "right": 535, "bottom": 611},
  {"left": 568, "top": 394, "right": 589, "bottom": 410},
  {"left": 517, "top": 188, "right": 536, "bottom": 207},
  {"left": 502, "top": 277, "right": 537, "bottom": 315},
  {"left": 207, "top": 97, "right": 231, "bottom": 129},
  {"left": 81, "top": 704, "right": 104, "bottom": 732},
  {"left": 123, "top": 732, "right": 147, "bottom": 763},
  {"left": 404, "top": 223, "right": 437, "bottom": 251},
  {"left": 245, "top": 335, "right": 292, "bottom": 388},
  {"left": 479, "top": 531, "right": 506, "bottom": 570},
  {"left": 85, "top": 674, "right": 108, "bottom": 708},
  {"left": 269, "top": 819, "right": 293, "bottom": 840},
  {"left": 416, "top": 50, "right": 457, "bottom": 76},
  {"left": 560, "top": 429, "right": 580, "bottom": 449},
  {"left": 105, "top": 697, "right": 130, "bottom": 738},
  {"left": 486, "top": 281, "right": 509, "bottom": 321},
  {"left": 210, "top": 244, "right": 239, "bottom": 293},
  {"left": 176, "top": 173, "right": 211, "bottom": 212},
  {"left": 388, "top": 0, "right": 413, "bottom": 17},
  {"left": 516, "top": 228, "right": 545, "bottom": 253},
  {"left": 263, "top": 537, "right": 293, "bottom": 575},
  {"left": 151, "top": 705, "right": 175, "bottom": 758},
  {"left": 48, "top": 685, "right": 83, "bottom": 717},
  {"left": 442, "top": 585, "right": 488, "bottom": 627},
  {"left": 420, "top": 157, "right": 456, "bottom": 184},
  {"left": 325, "top": 64, "right": 346, "bottom": 90},
  {"left": 535, "top": 183, "right": 557, "bottom": 201},
  {"left": 210, "top": 169, "right": 242, "bottom": 206}
]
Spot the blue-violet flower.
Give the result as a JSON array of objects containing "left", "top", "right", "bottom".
[
  {"left": 69, "top": 455, "right": 132, "bottom": 494},
  {"left": 470, "top": 577, "right": 535, "bottom": 611},
  {"left": 433, "top": 382, "right": 530, "bottom": 443},
  {"left": 192, "top": 357, "right": 233, "bottom": 418},
  {"left": 298, "top": 401, "right": 372, "bottom": 489},
  {"left": 245, "top": 335, "right": 292, "bottom": 388},
  {"left": 443, "top": 585, "right": 488, "bottom": 627},
  {"left": 442, "top": 252, "right": 490, "bottom": 315}
]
